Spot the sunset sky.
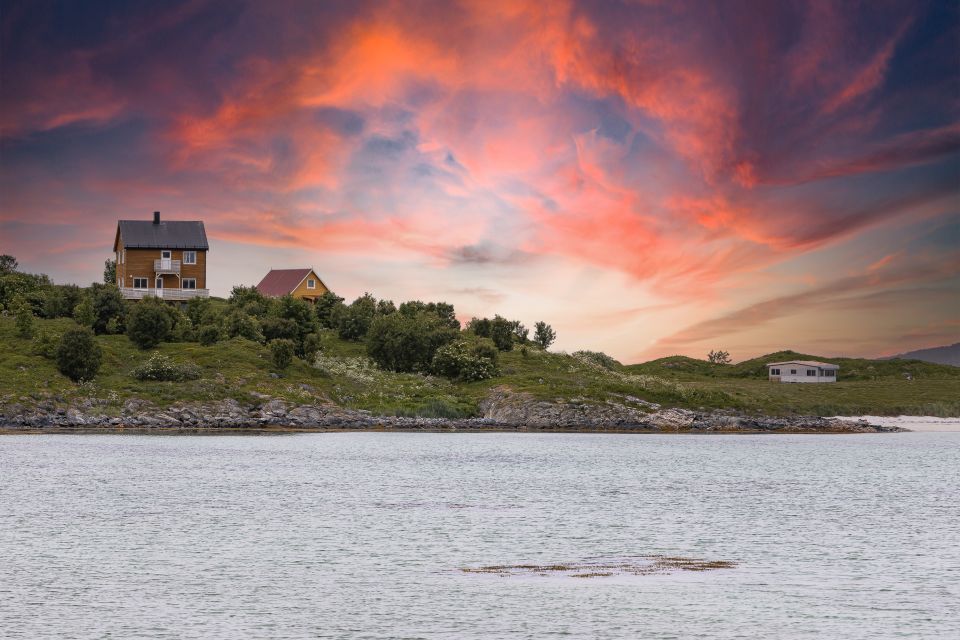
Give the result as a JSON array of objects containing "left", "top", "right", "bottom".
[{"left": 1, "top": 0, "right": 958, "bottom": 362}]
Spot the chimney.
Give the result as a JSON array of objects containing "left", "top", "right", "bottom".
[{"left": 153, "top": 211, "right": 160, "bottom": 224}]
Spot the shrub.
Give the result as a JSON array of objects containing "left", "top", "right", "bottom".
[
  {"left": 228, "top": 285, "right": 270, "bottom": 317},
  {"left": 126, "top": 297, "right": 173, "bottom": 349},
  {"left": 41, "top": 284, "right": 84, "bottom": 319},
  {"left": 262, "top": 316, "right": 299, "bottom": 342},
  {"left": 186, "top": 296, "right": 212, "bottom": 326},
  {"left": 274, "top": 295, "right": 316, "bottom": 340},
  {"left": 31, "top": 331, "right": 62, "bottom": 359},
  {"left": 573, "top": 350, "right": 620, "bottom": 370},
  {"left": 131, "top": 352, "right": 201, "bottom": 381},
  {"left": 269, "top": 339, "right": 295, "bottom": 370},
  {"left": 489, "top": 315, "right": 514, "bottom": 351},
  {"left": 533, "top": 321, "right": 556, "bottom": 350},
  {"left": 511, "top": 321, "right": 529, "bottom": 343},
  {"left": 315, "top": 291, "right": 345, "bottom": 329},
  {"left": 366, "top": 312, "right": 458, "bottom": 372},
  {"left": 222, "top": 310, "right": 263, "bottom": 342},
  {"left": 56, "top": 327, "right": 102, "bottom": 381},
  {"left": 198, "top": 324, "right": 220, "bottom": 346},
  {"left": 302, "top": 332, "right": 322, "bottom": 361},
  {"left": 431, "top": 339, "right": 499, "bottom": 381},
  {"left": 399, "top": 301, "right": 460, "bottom": 329},
  {"left": 334, "top": 293, "right": 378, "bottom": 341},
  {"left": 89, "top": 284, "right": 125, "bottom": 334},
  {"left": 73, "top": 298, "right": 96, "bottom": 328},
  {"left": 13, "top": 294, "right": 34, "bottom": 338}
]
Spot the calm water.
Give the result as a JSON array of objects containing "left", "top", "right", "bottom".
[{"left": 1, "top": 432, "right": 958, "bottom": 639}]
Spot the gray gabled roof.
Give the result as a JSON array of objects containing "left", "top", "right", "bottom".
[
  {"left": 117, "top": 220, "right": 209, "bottom": 250},
  {"left": 768, "top": 360, "right": 839, "bottom": 369}
]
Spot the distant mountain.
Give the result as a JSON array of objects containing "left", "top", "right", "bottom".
[{"left": 886, "top": 343, "right": 960, "bottom": 367}]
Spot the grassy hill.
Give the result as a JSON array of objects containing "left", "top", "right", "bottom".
[{"left": 3, "top": 317, "right": 959, "bottom": 418}]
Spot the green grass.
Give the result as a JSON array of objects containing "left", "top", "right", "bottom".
[{"left": 2, "top": 317, "right": 959, "bottom": 418}]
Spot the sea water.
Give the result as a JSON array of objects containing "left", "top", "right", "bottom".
[{"left": 1, "top": 432, "right": 958, "bottom": 639}]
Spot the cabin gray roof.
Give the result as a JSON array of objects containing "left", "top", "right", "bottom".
[
  {"left": 117, "top": 220, "right": 209, "bottom": 250},
  {"left": 767, "top": 360, "right": 839, "bottom": 369}
]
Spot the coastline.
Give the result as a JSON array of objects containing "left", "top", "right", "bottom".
[{"left": 1, "top": 393, "right": 905, "bottom": 434}]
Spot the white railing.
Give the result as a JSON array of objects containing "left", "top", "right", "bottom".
[
  {"left": 154, "top": 259, "right": 181, "bottom": 274},
  {"left": 120, "top": 287, "right": 209, "bottom": 300}
]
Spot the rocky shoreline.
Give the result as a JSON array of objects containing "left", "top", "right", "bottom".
[{"left": 0, "top": 388, "right": 904, "bottom": 434}]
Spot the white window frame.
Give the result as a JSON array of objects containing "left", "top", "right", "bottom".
[
  {"left": 790, "top": 369, "right": 797, "bottom": 375},
  {"left": 161, "top": 250, "right": 172, "bottom": 260},
  {"left": 183, "top": 251, "right": 197, "bottom": 265},
  {"left": 133, "top": 277, "right": 148, "bottom": 289},
  {"left": 182, "top": 278, "right": 197, "bottom": 290},
  {"left": 770, "top": 368, "right": 780, "bottom": 376},
  {"left": 806, "top": 370, "right": 817, "bottom": 377},
  {"left": 307, "top": 278, "right": 316, "bottom": 289}
]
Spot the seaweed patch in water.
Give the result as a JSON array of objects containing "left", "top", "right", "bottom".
[{"left": 461, "top": 555, "right": 737, "bottom": 578}]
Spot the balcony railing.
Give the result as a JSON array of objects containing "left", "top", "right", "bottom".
[
  {"left": 120, "top": 287, "right": 209, "bottom": 301},
  {"left": 154, "top": 259, "right": 181, "bottom": 274}
]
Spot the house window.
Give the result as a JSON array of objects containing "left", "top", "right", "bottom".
[
  {"left": 823, "top": 370, "right": 835, "bottom": 377},
  {"left": 790, "top": 369, "right": 797, "bottom": 375},
  {"left": 807, "top": 370, "right": 817, "bottom": 376},
  {"left": 161, "top": 250, "right": 172, "bottom": 260},
  {"left": 133, "top": 277, "right": 148, "bottom": 289},
  {"left": 307, "top": 278, "right": 316, "bottom": 289},
  {"left": 182, "top": 278, "right": 197, "bottom": 290},
  {"left": 183, "top": 251, "right": 196, "bottom": 264},
  {"left": 770, "top": 368, "right": 780, "bottom": 376}
]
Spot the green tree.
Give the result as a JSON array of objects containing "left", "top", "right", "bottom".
[
  {"left": 56, "top": 327, "right": 102, "bottom": 381},
  {"left": 399, "top": 301, "right": 459, "bottom": 329},
  {"left": 533, "top": 321, "right": 556, "bottom": 350},
  {"left": 222, "top": 310, "right": 263, "bottom": 342},
  {"left": 274, "top": 295, "right": 316, "bottom": 343},
  {"left": 315, "top": 291, "right": 345, "bottom": 328},
  {"left": 89, "top": 284, "right": 125, "bottom": 334},
  {"left": 228, "top": 285, "right": 270, "bottom": 316},
  {"left": 707, "top": 349, "right": 731, "bottom": 365},
  {"left": 269, "top": 339, "right": 295, "bottom": 370},
  {"left": 366, "top": 312, "right": 458, "bottom": 372},
  {"left": 467, "top": 317, "right": 491, "bottom": 338},
  {"left": 511, "top": 320, "right": 529, "bottom": 343},
  {"left": 0, "top": 254, "right": 18, "bottom": 274},
  {"left": 103, "top": 259, "right": 116, "bottom": 285},
  {"left": 262, "top": 316, "right": 299, "bottom": 342},
  {"left": 73, "top": 298, "right": 96, "bottom": 328},
  {"left": 185, "top": 296, "right": 211, "bottom": 326},
  {"left": 126, "top": 297, "right": 173, "bottom": 349},
  {"left": 13, "top": 294, "right": 34, "bottom": 338},
  {"left": 42, "top": 284, "right": 84, "bottom": 319},
  {"left": 489, "top": 315, "right": 514, "bottom": 351},
  {"left": 335, "top": 293, "right": 378, "bottom": 341}
]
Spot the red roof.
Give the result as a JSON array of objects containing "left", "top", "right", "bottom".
[{"left": 256, "top": 268, "right": 314, "bottom": 297}]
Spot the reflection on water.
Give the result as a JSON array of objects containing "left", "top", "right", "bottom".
[{"left": 1, "top": 432, "right": 958, "bottom": 639}]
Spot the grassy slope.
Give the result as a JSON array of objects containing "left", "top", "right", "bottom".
[{"left": 3, "top": 317, "right": 959, "bottom": 418}]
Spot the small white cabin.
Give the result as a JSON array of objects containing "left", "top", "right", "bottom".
[{"left": 767, "top": 360, "right": 839, "bottom": 383}]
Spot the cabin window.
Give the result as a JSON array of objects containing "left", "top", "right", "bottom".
[
  {"left": 161, "top": 250, "right": 172, "bottom": 260},
  {"left": 823, "top": 370, "right": 835, "bottom": 377},
  {"left": 790, "top": 369, "right": 797, "bottom": 375},
  {"left": 307, "top": 278, "right": 316, "bottom": 289},
  {"left": 182, "top": 278, "right": 197, "bottom": 290},
  {"left": 770, "top": 368, "right": 780, "bottom": 376},
  {"left": 183, "top": 251, "right": 196, "bottom": 264},
  {"left": 133, "top": 277, "right": 148, "bottom": 289},
  {"left": 807, "top": 370, "right": 817, "bottom": 376}
]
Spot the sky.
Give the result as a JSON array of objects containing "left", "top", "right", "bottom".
[{"left": 1, "top": 0, "right": 958, "bottom": 363}]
